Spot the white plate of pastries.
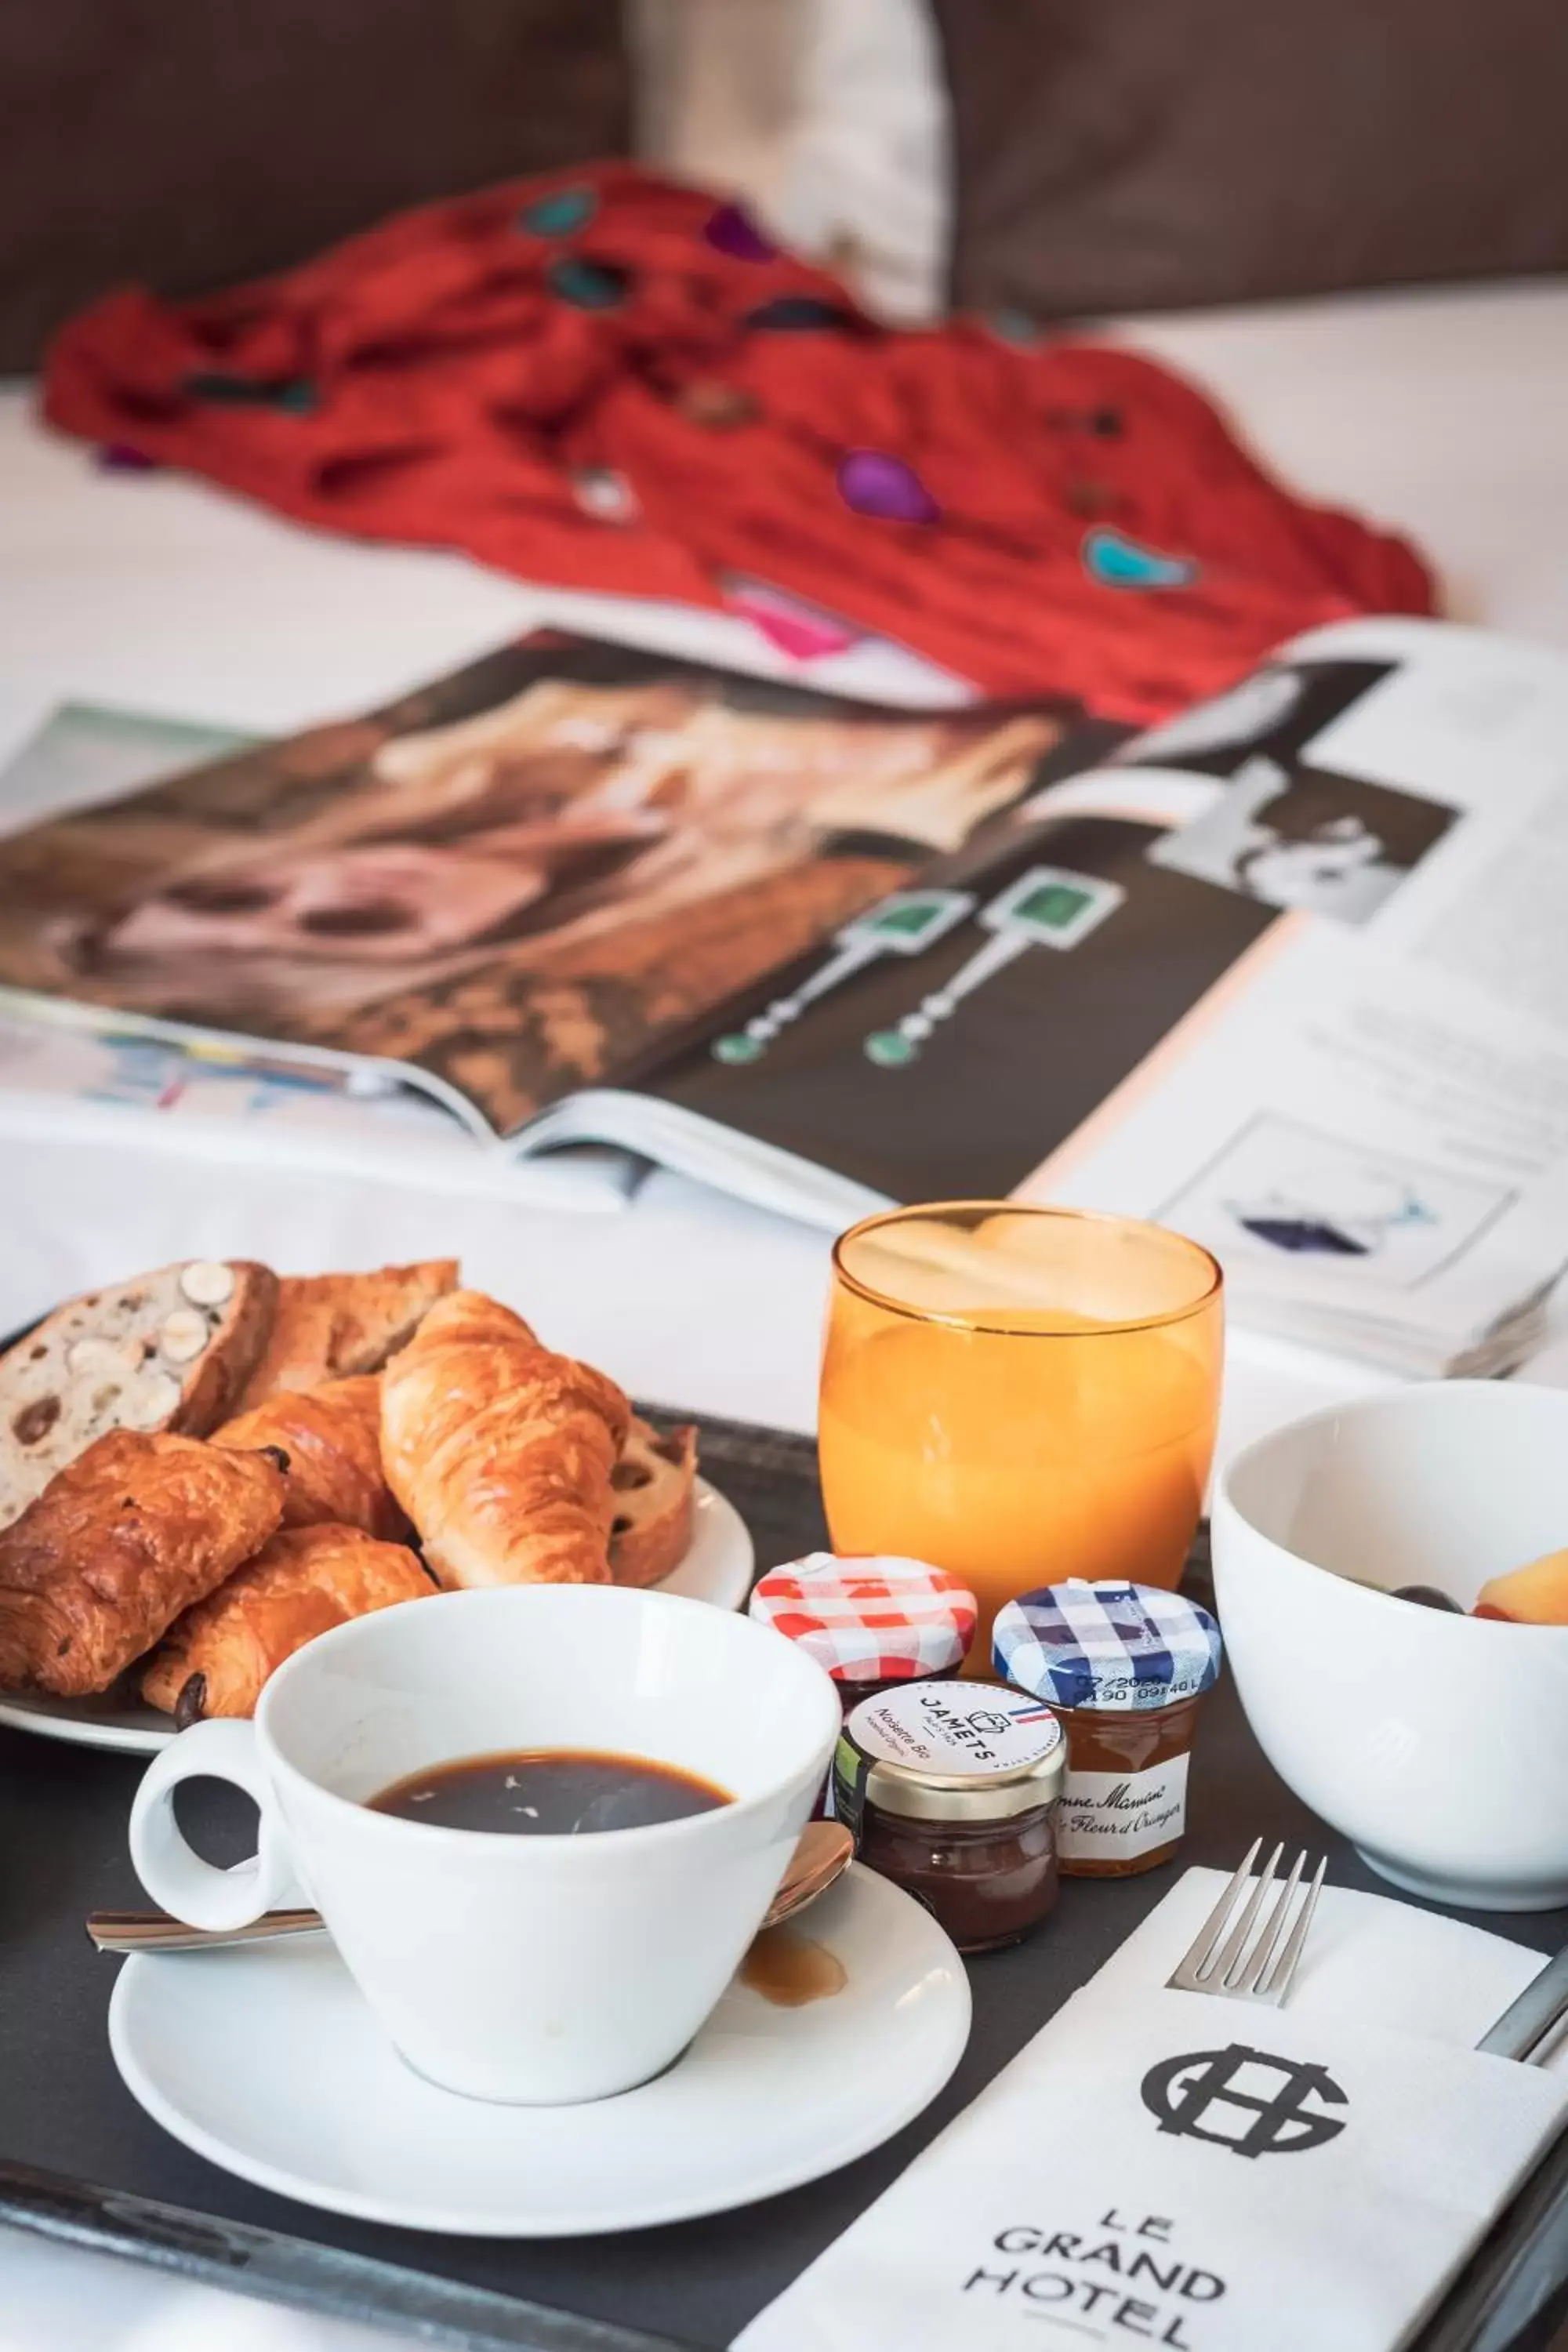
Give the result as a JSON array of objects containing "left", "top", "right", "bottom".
[{"left": 0, "top": 1258, "right": 751, "bottom": 1755}]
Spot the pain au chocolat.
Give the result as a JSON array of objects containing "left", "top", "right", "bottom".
[
  {"left": 143, "top": 1520, "right": 431, "bottom": 1722},
  {"left": 0, "top": 1428, "right": 286, "bottom": 1697}
]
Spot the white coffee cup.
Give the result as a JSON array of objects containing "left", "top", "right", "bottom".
[{"left": 129, "top": 1584, "right": 840, "bottom": 2103}]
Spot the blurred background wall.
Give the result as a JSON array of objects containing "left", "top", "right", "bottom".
[
  {"left": 0, "top": 0, "right": 630, "bottom": 370},
  {"left": 5, "top": 0, "right": 1566, "bottom": 373}
]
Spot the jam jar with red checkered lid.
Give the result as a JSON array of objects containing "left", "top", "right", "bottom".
[
  {"left": 748, "top": 1552, "right": 978, "bottom": 1712},
  {"left": 993, "top": 1580, "right": 1221, "bottom": 1879},
  {"left": 750, "top": 1553, "right": 978, "bottom": 1817}
]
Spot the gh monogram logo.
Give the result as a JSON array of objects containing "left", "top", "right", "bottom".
[{"left": 1141, "top": 2044, "right": 1348, "bottom": 2158}]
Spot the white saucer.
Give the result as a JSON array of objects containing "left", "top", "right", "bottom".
[
  {"left": 108, "top": 1863, "right": 970, "bottom": 2235},
  {"left": 0, "top": 1478, "right": 753, "bottom": 1756}
]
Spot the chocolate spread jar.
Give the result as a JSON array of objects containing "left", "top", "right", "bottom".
[
  {"left": 993, "top": 1581, "right": 1221, "bottom": 1879},
  {"left": 832, "top": 1679, "right": 1065, "bottom": 1952}
]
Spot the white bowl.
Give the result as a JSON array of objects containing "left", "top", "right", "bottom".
[{"left": 1212, "top": 1381, "right": 1568, "bottom": 1911}]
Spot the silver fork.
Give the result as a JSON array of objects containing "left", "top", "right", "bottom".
[{"left": 1166, "top": 1837, "right": 1327, "bottom": 2007}]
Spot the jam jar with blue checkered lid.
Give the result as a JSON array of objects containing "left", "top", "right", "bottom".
[{"left": 993, "top": 1581, "right": 1222, "bottom": 1878}]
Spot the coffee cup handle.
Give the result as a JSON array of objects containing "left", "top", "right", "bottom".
[{"left": 129, "top": 1719, "right": 298, "bottom": 1933}]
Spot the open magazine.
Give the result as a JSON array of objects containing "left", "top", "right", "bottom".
[{"left": 1, "top": 617, "right": 1566, "bottom": 1377}]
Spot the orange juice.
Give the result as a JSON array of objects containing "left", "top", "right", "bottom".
[{"left": 818, "top": 1209, "right": 1222, "bottom": 1667}]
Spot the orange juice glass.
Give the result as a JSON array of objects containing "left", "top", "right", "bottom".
[{"left": 818, "top": 1204, "right": 1223, "bottom": 1668}]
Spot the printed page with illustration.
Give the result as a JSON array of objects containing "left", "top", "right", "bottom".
[{"left": 1007, "top": 620, "right": 1568, "bottom": 1371}]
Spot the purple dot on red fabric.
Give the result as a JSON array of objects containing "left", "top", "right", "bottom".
[
  {"left": 703, "top": 202, "right": 777, "bottom": 263},
  {"left": 837, "top": 450, "right": 940, "bottom": 525},
  {"left": 96, "top": 443, "right": 159, "bottom": 472}
]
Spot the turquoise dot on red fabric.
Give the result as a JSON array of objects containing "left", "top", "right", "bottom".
[
  {"left": 745, "top": 296, "right": 852, "bottom": 332},
  {"left": 1082, "top": 525, "right": 1196, "bottom": 590},
  {"left": 517, "top": 187, "right": 597, "bottom": 237},
  {"left": 704, "top": 202, "right": 777, "bottom": 263},
  {"left": 547, "top": 257, "right": 630, "bottom": 311},
  {"left": 837, "top": 450, "right": 940, "bottom": 525},
  {"left": 183, "top": 372, "right": 317, "bottom": 414}
]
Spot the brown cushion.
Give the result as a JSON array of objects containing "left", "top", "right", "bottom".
[
  {"left": 935, "top": 0, "right": 1568, "bottom": 318},
  {"left": 0, "top": 0, "right": 629, "bottom": 373}
]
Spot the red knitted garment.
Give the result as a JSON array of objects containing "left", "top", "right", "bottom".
[{"left": 45, "top": 165, "right": 1435, "bottom": 722}]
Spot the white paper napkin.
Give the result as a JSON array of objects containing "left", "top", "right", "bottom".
[
  {"left": 1083, "top": 1870, "right": 1568, "bottom": 2066},
  {"left": 735, "top": 1870, "right": 1568, "bottom": 2352}
]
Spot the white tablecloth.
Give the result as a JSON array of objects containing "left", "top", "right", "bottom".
[{"left": 2, "top": 273, "right": 1568, "bottom": 2347}]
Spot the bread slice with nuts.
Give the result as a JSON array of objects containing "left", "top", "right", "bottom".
[
  {"left": 608, "top": 1417, "right": 698, "bottom": 1590},
  {"left": 0, "top": 1260, "right": 277, "bottom": 1531}
]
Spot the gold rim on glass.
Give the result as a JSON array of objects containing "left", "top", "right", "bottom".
[{"left": 830, "top": 1201, "right": 1223, "bottom": 1341}]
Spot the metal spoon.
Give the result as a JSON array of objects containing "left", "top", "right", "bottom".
[{"left": 85, "top": 1818, "right": 855, "bottom": 1956}]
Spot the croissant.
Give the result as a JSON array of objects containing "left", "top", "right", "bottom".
[
  {"left": 0, "top": 1429, "right": 286, "bottom": 1697},
  {"left": 212, "top": 1376, "right": 405, "bottom": 1539},
  {"left": 380, "top": 1290, "right": 630, "bottom": 1588},
  {"left": 142, "top": 1522, "right": 432, "bottom": 1722},
  {"left": 236, "top": 1259, "right": 458, "bottom": 1408}
]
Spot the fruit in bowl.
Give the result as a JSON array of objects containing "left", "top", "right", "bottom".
[
  {"left": 1474, "top": 1547, "right": 1568, "bottom": 1624},
  {"left": 1212, "top": 1381, "right": 1568, "bottom": 1912}
]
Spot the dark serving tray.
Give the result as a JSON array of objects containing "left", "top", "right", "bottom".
[{"left": 0, "top": 1408, "right": 1564, "bottom": 2352}]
